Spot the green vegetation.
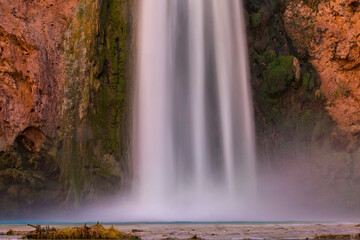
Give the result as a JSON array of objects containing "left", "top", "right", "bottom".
[
  {"left": 246, "top": 0, "right": 335, "bottom": 171},
  {"left": 251, "top": 12, "right": 262, "bottom": 28},
  {"left": 26, "top": 223, "right": 140, "bottom": 239},
  {"left": 263, "top": 55, "right": 294, "bottom": 95},
  {"left": 0, "top": 137, "right": 61, "bottom": 217},
  {"left": 6, "top": 229, "right": 13, "bottom": 235},
  {"left": 91, "top": 0, "right": 131, "bottom": 156},
  {"left": 60, "top": 0, "right": 133, "bottom": 205},
  {"left": 269, "top": 0, "right": 287, "bottom": 12},
  {"left": 245, "top": 0, "right": 360, "bottom": 211}
]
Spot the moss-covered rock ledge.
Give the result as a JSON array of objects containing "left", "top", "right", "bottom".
[
  {"left": 246, "top": 0, "right": 360, "bottom": 213},
  {"left": 59, "top": 0, "right": 135, "bottom": 206}
]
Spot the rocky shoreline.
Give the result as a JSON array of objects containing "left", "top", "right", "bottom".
[{"left": 1, "top": 222, "right": 360, "bottom": 239}]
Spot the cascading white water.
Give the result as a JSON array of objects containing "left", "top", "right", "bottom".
[{"left": 132, "top": 0, "right": 257, "bottom": 221}]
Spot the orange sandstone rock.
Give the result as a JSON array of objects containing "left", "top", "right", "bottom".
[
  {"left": 284, "top": 0, "right": 360, "bottom": 141},
  {"left": 0, "top": 0, "right": 79, "bottom": 152}
]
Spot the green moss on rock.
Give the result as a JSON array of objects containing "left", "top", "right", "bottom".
[
  {"left": 251, "top": 12, "right": 262, "bottom": 28},
  {"left": 246, "top": 0, "right": 360, "bottom": 212},
  {"left": 263, "top": 55, "right": 294, "bottom": 95},
  {"left": 0, "top": 138, "right": 63, "bottom": 218},
  {"left": 59, "top": 0, "right": 133, "bottom": 205}
]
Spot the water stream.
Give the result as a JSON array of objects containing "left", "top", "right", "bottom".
[{"left": 132, "top": 0, "right": 257, "bottom": 221}]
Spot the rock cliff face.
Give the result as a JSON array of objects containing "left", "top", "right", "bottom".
[
  {"left": 0, "top": 0, "right": 78, "bottom": 152},
  {"left": 284, "top": 0, "right": 360, "bottom": 146},
  {"left": 1, "top": 0, "right": 359, "bottom": 217},
  {"left": 0, "top": 0, "right": 134, "bottom": 217},
  {"left": 59, "top": 0, "right": 134, "bottom": 206},
  {"left": 0, "top": 0, "right": 79, "bottom": 217},
  {"left": 246, "top": 0, "right": 360, "bottom": 214}
]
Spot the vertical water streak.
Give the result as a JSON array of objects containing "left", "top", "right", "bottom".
[
  {"left": 189, "top": 0, "right": 207, "bottom": 193},
  {"left": 133, "top": 0, "right": 257, "bottom": 220},
  {"left": 170, "top": 1, "right": 195, "bottom": 190},
  {"left": 232, "top": 0, "right": 257, "bottom": 193},
  {"left": 136, "top": 0, "right": 174, "bottom": 203},
  {"left": 211, "top": 0, "right": 236, "bottom": 193}
]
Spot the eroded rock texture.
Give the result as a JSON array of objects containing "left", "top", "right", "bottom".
[
  {"left": 0, "top": 0, "right": 79, "bottom": 216},
  {"left": 247, "top": 0, "right": 360, "bottom": 215},
  {"left": 284, "top": 0, "right": 360, "bottom": 144},
  {"left": 0, "top": 0, "right": 79, "bottom": 151},
  {"left": 0, "top": 0, "right": 134, "bottom": 217}
]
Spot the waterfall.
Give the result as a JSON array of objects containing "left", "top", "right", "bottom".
[{"left": 133, "top": 0, "right": 257, "bottom": 221}]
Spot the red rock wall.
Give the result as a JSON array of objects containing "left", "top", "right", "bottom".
[
  {"left": 284, "top": 0, "right": 360, "bottom": 145},
  {"left": 0, "top": 0, "right": 78, "bottom": 152}
]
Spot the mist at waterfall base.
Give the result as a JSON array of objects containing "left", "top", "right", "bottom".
[
  {"left": 71, "top": 165, "right": 359, "bottom": 222},
  {"left": 59, "top": 0, "right": 358, "bottom": 222},
  {"left": 124, "top": 0, "right": 257, "bottom": 222}
]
